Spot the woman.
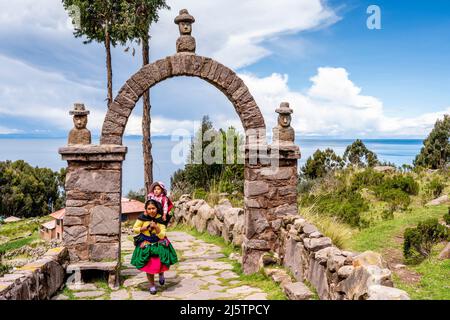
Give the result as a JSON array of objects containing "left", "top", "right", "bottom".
[{"left": 131, "top": 199, "right": 178, "bottom": 294}]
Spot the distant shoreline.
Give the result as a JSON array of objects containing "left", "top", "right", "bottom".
[{"left": 0, "top": 134, "right": 425, "bottom": 143}]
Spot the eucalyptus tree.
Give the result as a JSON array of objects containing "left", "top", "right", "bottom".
[
  {"left": 121, "top": 0, "right": 169, "bottom": 194},
  {"left": 62, "top": 0, "right": 130, "bottom": 107}
]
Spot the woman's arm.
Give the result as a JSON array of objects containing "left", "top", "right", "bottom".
[
  {"left": 154, "top": 223, "right": 166, "bottom": 239},
  {"left": 133, "top": 219, "right": 144, "bottom": 234}
]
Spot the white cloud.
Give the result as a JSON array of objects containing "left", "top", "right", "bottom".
[
  {"left": 0, "top": 54, "right": 106, "bottom": 132},
  {"left": 0, "top": 0, "right": 72, "bottom": 36},
  {"left": 150, "top": 0, "right": 339, "bottom": 68},
  {"left": 0, "top": 1, "right": 339, "bottom": 70},
  {"left": 0, "top": 126, "right": 22, "bottom": 134},
  {"left": 239, "top": 68, "right": 450, "bottom": 138}
]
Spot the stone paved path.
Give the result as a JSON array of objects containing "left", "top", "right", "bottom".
[{"left": 53, "top": 231, "right": 267, "bottom": 300}]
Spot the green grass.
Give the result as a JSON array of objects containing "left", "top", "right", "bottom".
[
  {"left": 299, "top": 206, "right": 354, "bottom": 249},
  {"left": 0, "top": 216, "right": 51, "bottom": 240},
  {"left": 62, "top": 287, "right": 76, "bottom": 300},
  {"left": 348, "top": 205, "right": 446, "bottom": 253},
  {"left": 170, "top": 224, "right": 287, "bottom": 300},
  {"left": 346, "top": 204, "right": 449, "bottom": 300},
  {"left": 393, "top": 246, "right": 450, "bottom": 300},
  {"left": 0, "top": 232, "right": 39, "bottom": 252}
]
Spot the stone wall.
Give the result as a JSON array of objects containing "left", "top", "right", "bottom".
[
  {"left": 0, "top": 247, "right": 69, "bottom": 300},
  {"left": 173, "top": 196, "right": 410, "bottom": 300},
  {"left": 59, "top": 145, "right": 127, "bottom": 264}
]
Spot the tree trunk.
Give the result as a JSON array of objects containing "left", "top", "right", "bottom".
[
  {"left": 105, "top": 25, "right": 113, "bottom": 108},
  {"left": 142, "top": 33, "right": 153, "bottom": 195}
]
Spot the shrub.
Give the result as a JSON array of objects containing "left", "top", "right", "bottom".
[
  {"left": 301, "top": 148, "right": 344, "bottom": 179},
  {"left": 414, "top": 114, "right": 450, "bottom": 169},
  {"left": 0, "top": 264, "right": 9, "bottom": 277},
  {"left": 423, "top": 177, "right": 445, "bottom": 199},
  {"left": 297, "top": 178, "right": 314, "bottom": 195},
  {"left": 444, "top": 209, "right": 450, "bottom": 225},
  {"left": 192, "top": 188, "right": 207, "bottom": 200},
  {"left": 305, "top": 188, "right": 369, "bottom": 228},
  {"left": 351, "top": 169, "right": 384, "bottom": 190},
  {"left": 374, "top": 174, "right": 419, "bottom": 211},
  {"left": 403, "top": 218, "right": 449, "bottom": 263},
  {"left": 378, "top": 188, "right": 411, "bottom": 211}
]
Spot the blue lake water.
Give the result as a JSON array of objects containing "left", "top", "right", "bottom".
[{"left": 0, "top": 137, "right": 424, "bottom": 194}]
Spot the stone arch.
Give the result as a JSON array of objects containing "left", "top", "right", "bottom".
[
  {"left": 60, "top": 9, "right": 301, "bottom": 279},
  {"left": 100, "top": 54, "right": 266, "bottom": 146}
]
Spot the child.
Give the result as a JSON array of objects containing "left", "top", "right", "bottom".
[
  {"left": 131, "top": 199, "right": 178, "bottom": 294},
  {"left": 147, "top": 181, "right": 174, "bottom": 225}
]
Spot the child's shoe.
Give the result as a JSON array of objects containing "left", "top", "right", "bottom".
[
  {"left": 149, "top": 286, "right": 157, "bottom": 295},
  {"left": 159, "top": 275, "right": 165, "bottom": 285}
]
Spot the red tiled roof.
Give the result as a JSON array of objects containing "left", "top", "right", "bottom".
[
  {"left": 47, "top": 198, "right": 145, "bottom": 220},
  {"left": 50, "top": 208, "right": 65, "bottom": 220},
  {"left": 42, "top": 220, "right": 56, "bottom": 230},
  {"left": 121, "top": 198, "right": 145, "bottom": 214}
]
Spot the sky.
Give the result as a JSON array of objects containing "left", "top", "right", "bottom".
[{"left": 0, "top": 0, "right": 449, "bottom": 139}]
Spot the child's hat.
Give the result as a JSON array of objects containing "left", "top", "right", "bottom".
[{"left": 149, "top": 181, "right": 167, "bottom": 195}]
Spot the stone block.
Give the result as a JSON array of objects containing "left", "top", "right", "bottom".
[
  {"left": 367, "top": 285, "right": 410, "bottom": 300},
  {"left": 352, "top": 251, "right": 387, "bottom": 268},
  {"left": 315, "top": 247, "right": 342, "bottom": 266},
  {"left": 64, "top": 216, "right": 84, "bottom": 226},
  {"left": 89, "top": 243, "right": 120, "bottom": 262},
  {"left": 89, "top": 205, "right": 120, "bottom": 235},
  {"left": 260, "top": 167, "right": 293, "bottom": 180},
  {"left": 244, "top": 180, "right": 269, "bottom": 197},
  {"left": 302, "top": 223, "right": 318, "bottom": 236},
  {"left": 65, "top": 207, "right": 88, "bottom": 216},
  {"left": 306, "top": 256, "right": 330, "bottom": 300},
  {"left": 303, "top": 237, "right": 332, "bottom": 252},
  {"left": 336, "top": 265, "right": 392, "bottom": 300},
  {"left": 283, "top": 282, "right": 313, "bottom": 300},
  {"left": 66, "top": 170, "right": 121, "bottom": 193},
  {"left": 206, "top": 218, "right": 223, "bottom": 237},
  {"left": 337, "top": 265, "right": 355, "bottom": 280},
  {"left": 244, "top": 209, "right": 269, "bottom": 239},
  {"left": 283, "top": 238, "right": 304, "bottom": 281},
  {"left": 274, "top": 204, "right": 297, "bottom": 216},
  {"left": 244, "top": 239, "right": 270, "bottom": 250},
  {"left": 64, "top": 226, "right": 87, "bottom": 245}
]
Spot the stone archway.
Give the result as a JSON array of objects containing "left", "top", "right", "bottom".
[
  {"left": 59, "top": 9, "right": 300, "bottom": 284},
  {"left": 100, "top": 54, "right": 266, "bottom": 146}
]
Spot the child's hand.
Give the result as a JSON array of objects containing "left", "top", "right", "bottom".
[
  {"left": 140, "top": 241, "right": 148, "bottom": 248},
  {"left": 162, "top": 214, "right": 167, "bottom": 221}
]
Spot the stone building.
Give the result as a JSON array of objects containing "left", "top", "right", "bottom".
[
  {"left": 40, "top": 209, "right": 64, "bottom": 241},
  {"left": 39, "top": 199, "right": 144, "bottom": 241}
]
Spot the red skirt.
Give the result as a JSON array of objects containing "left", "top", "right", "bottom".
[{"left": 139, "top": 256, "right": 169, "bottom": 274}]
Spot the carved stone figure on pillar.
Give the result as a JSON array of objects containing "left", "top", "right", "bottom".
[
  {"left": 68, "top": 103, "right": 91, "bottom": 145},
  {"left": 272, "top": 102, "right": 295, "bottom": 145},
  {"left": 174, "top": 9, "right": 196, "bottom": 54}
]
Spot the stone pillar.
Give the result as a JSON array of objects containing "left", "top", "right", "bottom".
[
  {"left": 242, "top": 103, "right": 301, "bottom": 274},
  {"left": 58, "top": 145, "right": 127, "bottom": 265}
]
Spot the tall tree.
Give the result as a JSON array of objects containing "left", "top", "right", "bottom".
[
  {"left": 0, "top": 161, "right": 65, "bottom": 217},
  {"left": 414, "top": 114, "right": 450, "bottom": 169},
  {"left": 121, "top": 0, "right": 169, "bottom": 194},
  {"left": 343, "top": 139, "right": 378, "bottom": 168},
  {"left": 301, "top": 148, "right": 344, "bottom": 179},
  {"left": 62, "top": 0, "right": 128, "bottom": 107}
]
